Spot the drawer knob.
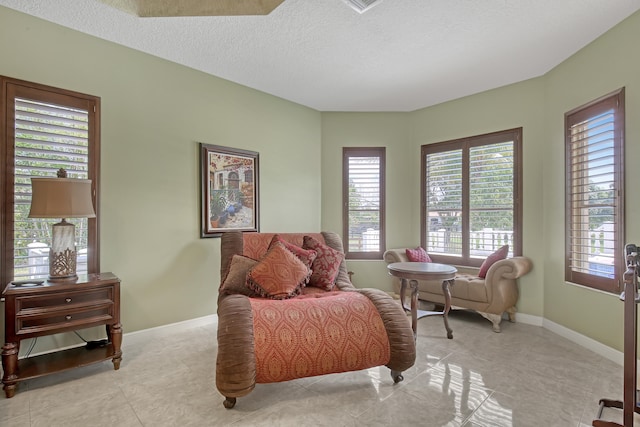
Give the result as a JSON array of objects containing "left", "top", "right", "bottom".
[
  {"left": 65, "top": 315, "right": 72, "bottom": 320},
  {"left": 65, "top": 298, "right": 72, "bottom": 303}
]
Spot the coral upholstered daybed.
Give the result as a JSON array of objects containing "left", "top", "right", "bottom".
[{"left": 216, "top": 231, "right": 416, "bottom": 409}]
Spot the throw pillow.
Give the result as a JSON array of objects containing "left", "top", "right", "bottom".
[
  {"left": 220, "top": 255, "right": 260, "bottom": 297},
  {"left": 303, "top": 235, "right": 344, "bottom": 291},
  {"left": 268, "top": 234, "right": 318, "bottom": 270},
  {"left": 478, "top": 245, "right": 509, "bottom": 278},
  {"left": 406, "top": 246, "right": 432, "bottom": 263},
  {"left": 247, "top": 241, "right": 310, "bottom": 299}
]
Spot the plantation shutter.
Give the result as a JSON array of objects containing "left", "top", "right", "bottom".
[
  {"left": 469, "top": 141, "right": 514, "bottom": 259},
  {"left": 565, "top": 89, "right": 624, "bottom": 292},
  {"left": 343, "top": 147, "right": 385, "bottom": 259},
  {"left": 425, "top": 149, "right": 462, "bottom": 256},
  {"left": 1, "top": 77, "right": 100, "bottom": 284},
  {"left": 13, "top": 99, "right": 90, "bottom": 280}
]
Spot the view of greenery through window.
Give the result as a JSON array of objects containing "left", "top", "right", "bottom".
[
  {"left": 13, "top": 98, "right": 90, "bottom": 280},
  {"left": 423, "top": 129, "right": 521, "bottom": 265},
  {"left": 344, "top": 148, "right": 384, "bottom": 257}
]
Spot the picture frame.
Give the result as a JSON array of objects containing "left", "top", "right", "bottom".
[{"left": 200, "top": 143, "right": 259, "bottom": 238}]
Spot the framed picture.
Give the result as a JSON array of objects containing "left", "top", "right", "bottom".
[{"left": 200, "top": 143, "right": 259, "bottom": 238}]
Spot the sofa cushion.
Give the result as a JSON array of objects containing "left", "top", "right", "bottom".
[
  {"left": 247, "top": 242, "right": 310, "bottom": 299},
  {"left": 406, "top": 246, "right": 432, "bottom": 263},
  {"left": 478, "top": 245, "right": 509, "bottom": 278},
  {"left": 269, "top": 234, "right": 317, "bottom": 270},
  {"left": 303, "top": 235, "right": 344, "bottom": 291},
  {"left": 220, "top": 254, "right": 260, "bottom": 297}
]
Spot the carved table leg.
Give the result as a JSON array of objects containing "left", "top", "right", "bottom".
[
  {"left": 442, "top": 279, "right": 453, "bottom": 339},
  {"left": 108, "top": 323, "right": 123, "bottom": 370},
  {"left": 399, "top": 278, "right": 409, "bottom": 313},
  {"left": 409, "top": 279, "right": 419, "bottom": 340},
  {"left": 2, "top": 342, "right": 19, "bottom": 398}
]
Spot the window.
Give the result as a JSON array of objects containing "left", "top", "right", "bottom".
[
  {"left": 421, "top": 128, "right": 523, "bottom": 267},
  {"left": 342, "top": 147, "right": 385, "bottom": 259},
  {"left": 1, "top": 77, "right": 100, "bottom": 285},
  {"left": 565, "top": 89, "right": 624, "bottom": 293}
]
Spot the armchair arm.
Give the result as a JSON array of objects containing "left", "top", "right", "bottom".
[
  {"left": 216, "top": 294, "right": 256, "bottom": 399},
  {"left": 383, "top": 248, "right": 410, "bottom": 264},
  {"left": 485, "top": 257, "right": 533, "bottom": 283},
  {"left": 357, "top": 289, "right": 416, "bottom": 372}
]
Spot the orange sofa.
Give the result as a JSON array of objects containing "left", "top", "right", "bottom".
[{"left": 216, "top": 231, "right": 416, "bottom": 409}]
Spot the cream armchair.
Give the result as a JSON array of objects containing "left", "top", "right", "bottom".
[{"left": 383, "top": 249, "right": 532, "bottom": 332}]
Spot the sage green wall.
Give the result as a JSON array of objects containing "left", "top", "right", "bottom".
[
  {"left": 321, "top": 10, "right": 640, "bottom": 351},
  {"left": 0, "top": 7, "right": 322, "bottom": 350},
  {"left": 321, "top": 113, "right": 412, "bottom": 290},
  {"left": 541, "top": 11, "right": 640, "bottom": 350}
]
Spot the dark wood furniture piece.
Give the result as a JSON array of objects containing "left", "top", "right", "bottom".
[
  {"left": 1, "top": 273, "right": 122, "bottom": 398},
  {"left": 387, "top": 262, "right": 456, "bottom": 340},
  {"left": 592, "top": 247, "right": 640, "bottom": 427}
]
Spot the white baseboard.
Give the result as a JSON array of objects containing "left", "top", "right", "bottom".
[
  {"left": 515, "top": 312, "right": 623, "bottom": 366},
  {"left": 123, "top": 314, "right": 218, "bottom": 345}
]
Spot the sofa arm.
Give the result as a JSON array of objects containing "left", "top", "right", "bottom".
[
  {"left": 216, "top": 294, "right": 256, "bottom": 400},
  {"left": 383, "top": 248, "right": 410, "bottom": 264},
  {"left": 485, "top": 256, "right": 532, "bottom": 283}
]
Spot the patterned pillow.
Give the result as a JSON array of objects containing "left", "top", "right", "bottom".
[
  {"left": 303, "top": 235, "right": 344, "bottom": 291},
  {"left": 220, "top": 255, "right": 260, "bottom": 297},
  {"left": 406, "top": 247, "right": 432, "bottom": 262},
  {"left": 247, "top": 241, "right": 310, "bottom": 299},
  {"left": 478, "top": 245, "right": 509, "bottom": 278},
  {"left": 268, "top": 234, "right": 318, "bottom": 270}
]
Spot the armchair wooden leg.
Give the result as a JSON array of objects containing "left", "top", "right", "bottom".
[
  {"left": 506, "top": 306, "right": 517, "bottom": 323},
  {"left": 390, "top": 370, "right": 404, "bottom": 384},
  {"left": 223, "top": 397, "right": 236, "bottom": 409}
]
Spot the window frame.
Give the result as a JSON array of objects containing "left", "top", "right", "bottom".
[
  {"left": 1, "top": 76, "right": 101, "bottom": 285},
  {"left": 420, "top": 128, "right": 523, "bottom": 267},
  {"left": 564, "top": 88, "right": 625, "bottom": 293},
  {"left": 342, "top": 147, "right": 386, "bottom": 260}
]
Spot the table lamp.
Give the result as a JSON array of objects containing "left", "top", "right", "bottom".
[{"left": 28, "top": 168, "right": 96, "bottom": 281}]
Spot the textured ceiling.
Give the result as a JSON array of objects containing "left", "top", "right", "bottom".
[{"left": 1, "top": 0, "right": 639, "bottom": 111}]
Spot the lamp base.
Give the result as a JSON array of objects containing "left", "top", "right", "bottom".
[{"left": 49, "top": 220, "right": 78, "bottom": 281}]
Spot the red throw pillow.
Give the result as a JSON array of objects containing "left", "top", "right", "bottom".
[
  {"left": 268, "top": 234, "right": 318, "bottom": 270},
  {"left": 303, "top": 235, "right": 344, "bottom": 291},
  {"left": 247, "top": 242, "right": 310, "bottom": 299},
  {"left": 478, "top": 245, "right": 509, "bottom": 278},
  {"left": 406, "top": 247, "right": 432, "bottom": 263}
]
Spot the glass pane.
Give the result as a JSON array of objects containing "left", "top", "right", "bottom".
[{"left": 347, "top": 155, "right": 381, "bottom": 252}]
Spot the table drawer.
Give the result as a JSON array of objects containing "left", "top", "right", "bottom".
[
  {"left": 16, "top": 287, "right": 113, "bottom": 311},
  {"left": 17, "top": 303, "right": 114, "bottom": 334}
]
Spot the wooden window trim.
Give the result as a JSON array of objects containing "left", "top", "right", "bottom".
[
  {"left": 421, "top": 128, "right": 523, "bottom": 267},
  {"left": 1, "top": 76, "right": 100, "bottom": 285},
  {"left": 564, "top": 88, "right": 625, "bottom": 293},
  {"left": 342, "top": 147, "right": 386, "bottom": 260}
]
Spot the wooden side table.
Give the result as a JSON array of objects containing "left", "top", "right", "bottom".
[
  {"left": 387, "top": 262, "right": 456, "bottom": 340},
  {"left": 1, "top": 273, "right": 122, "bottom": 398}
]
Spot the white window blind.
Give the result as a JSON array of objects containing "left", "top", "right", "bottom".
[
  {"left": 343, "top": 147, "right": 385, "bottom": 258},
  {"left": 469, "top": 142, "right": 514, "bottom": 259},
  {"left": 13, "top": 98, "right": 90, "bottom": 280},
  {"left": 567, "top": 107, "right": 618, "bottom": 282},
  {"left": 422, "top": 128, "right": 522, "bottom": 266},
  {"left": 425, "top": 149, "right": 462, "bottom": 255}
]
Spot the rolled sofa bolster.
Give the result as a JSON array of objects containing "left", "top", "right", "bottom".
[
  {"left": 485, "top": 257, "right": 533, "bottom": 283},
  {"left": 356, "top": 289, "right": 416, "bottom": 372},
  {"left": 216, "top": 294, "right": 256, "bottom": 398}
]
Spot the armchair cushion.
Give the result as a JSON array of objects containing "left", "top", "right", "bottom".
[
  {"left": 303, "top": 235, "right": 344, "bottom": 291},
  {"left": 247, "top": 242, "right": 310, "bottom": 299},
  {"left": 269, "top": 234, "right": 317, "bottom": 269},
  {"left": 220, "top": 255, "right": 260, "bottom": 297}
]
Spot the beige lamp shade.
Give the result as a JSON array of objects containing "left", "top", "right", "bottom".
[{"left": 28, "top": 178, "right": 96, "bottom": 219}]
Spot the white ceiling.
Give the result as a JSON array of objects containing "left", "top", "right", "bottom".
[{"left": 1, "top": 0, "right": 639, "bottom": 112}]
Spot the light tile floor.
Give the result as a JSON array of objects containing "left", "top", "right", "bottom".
[{"left": 1, "top": 309, "right": 637, "bottom": 426}]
